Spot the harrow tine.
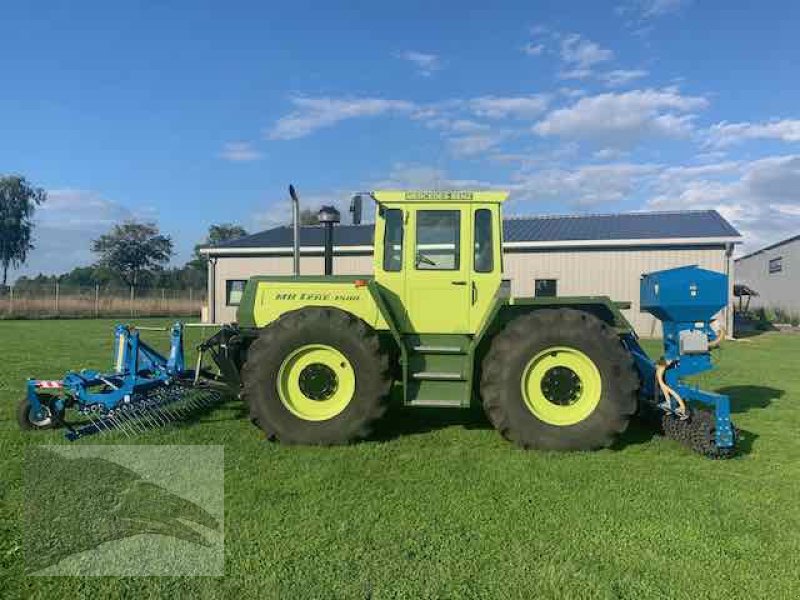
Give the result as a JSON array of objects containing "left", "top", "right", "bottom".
[
  {"left": 116, "top": 411, "right": 138, "bottom": 436},
  {"left": 64, "top": 381, "right": 226, "bottom": 442},
  {"left": 87, "top": 411, "right": 107, "bottom": 435},
  {"left": 139, "top": 408, "right": 161, "bottom": 429},
  {"left": 153, "top": 405, "right": 172, "bottom": 426},
  {"left": 110, "top": 413, "right": 132, "bottom": 437},
  {"left": 126, "top": 408, "right": 148, "bottom": 433}
]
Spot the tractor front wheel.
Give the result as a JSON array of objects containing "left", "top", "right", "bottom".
[
  {"left": 242, "top": 307, "right": 393, "bottom": 445},
  {"left": 480, "top": 309, "right": 639, "bottom": 451}
]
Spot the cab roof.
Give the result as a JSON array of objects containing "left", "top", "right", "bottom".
[{"left": 372, "top": 190, "right": 509, "bottom": 204}]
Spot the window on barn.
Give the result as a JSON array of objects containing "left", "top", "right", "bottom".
[
  {"left": 226, "top": 280, "right": 247, "bottom": 306},
  {"left": 768, "top": 256, "right": 783, "bottom": 274},
  {"left": 535, "top": 279, "right": 557, "bottom": 297}
]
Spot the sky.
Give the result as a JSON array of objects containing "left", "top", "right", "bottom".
[{"left": 2, "top": 0, "right": 799, "bottom": 280}]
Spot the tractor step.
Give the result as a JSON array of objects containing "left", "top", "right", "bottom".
[
  {"left": 412, "top": 345, "right": 464, "bottom": 354},
  {"left": 411, "top": 371, "right": 465, "bottom": 381},
  {"left": 407, "top": 398, "right": 463, "bottom": 407}
]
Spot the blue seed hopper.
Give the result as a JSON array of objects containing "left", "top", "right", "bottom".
[{"left": 624, "top": 265, "right": 735, "bottom": 457}]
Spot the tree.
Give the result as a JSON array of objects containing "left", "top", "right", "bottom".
[
  {"left": 187, "top": 223, "right": 248, "bottom": 271},
  {"left": 91, "top": 221, "right": 173, "bottom": 289},
  {"left": 0, "top": 175, "right": 46, "bottom": 286}
]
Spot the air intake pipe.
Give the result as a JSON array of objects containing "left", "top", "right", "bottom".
[{"left": 317, "top": 205, "right": 341, "bottom": 276}]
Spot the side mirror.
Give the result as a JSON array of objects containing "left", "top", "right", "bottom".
[{"left": 350, "top": 194, "right": 364, "bottom": 225}]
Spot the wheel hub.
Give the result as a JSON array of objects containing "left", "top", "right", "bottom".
[
  {"left": 540, "top": 366, "right": 583, "bottom": 406},
  {"left": 29, "top": 405, "right": 53, "bottom": 427},
  {"left": 298, "top": 363, "right": 339, "bottom": 401},
  {"left": 277, "top": 344, "right": 356, "bottom": 421},
  {"left": 520, "top": 346, "right": 602, "bottom": 426}
]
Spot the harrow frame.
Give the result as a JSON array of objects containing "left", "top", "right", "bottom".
[{"left": 24, "top": 322, "right": 240, "bottom": 440}]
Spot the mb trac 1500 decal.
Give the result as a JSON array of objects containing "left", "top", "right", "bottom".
[{"left": 273, "top": 291, "right": 361, "bottom": 302}]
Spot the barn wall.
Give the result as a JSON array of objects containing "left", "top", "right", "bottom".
[
  {"left": 735, "top": 238, "right": 800, "bottom": 315},
  {"left": 209, "top": 246, "right": 731, "bottom": 337},
  {"left": 502, "top": 246, "right": 730, "bottom": 336}
]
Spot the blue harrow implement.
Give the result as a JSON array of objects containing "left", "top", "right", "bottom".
[{"left": 19, "top": 323, "right": 240, "bottom": 440}]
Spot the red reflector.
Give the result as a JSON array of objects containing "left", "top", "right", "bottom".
[{"left": 354, "top": 279, "right": 368, "bottom": 287}]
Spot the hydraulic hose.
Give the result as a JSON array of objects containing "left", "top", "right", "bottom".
[{"left": 655, "top": 360, "right": 688, "bottom": 419}]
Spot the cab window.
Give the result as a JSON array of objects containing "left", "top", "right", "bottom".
[
  {"left": 474, "top": 209, "right": 493, "bottom": 273},
  {"left": 383, "top": 209, "right": 403, "bottom": 271},
  {"left": 415, "top": 210, "right": 460, "bottom": 270}
]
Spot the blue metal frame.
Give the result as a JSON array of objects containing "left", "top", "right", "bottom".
[
  {"left": 625, "top": 265, "right": 734, "bottom": 449},
  {"left": 26, "top": 322, "right": 190, "bottom": 420}
]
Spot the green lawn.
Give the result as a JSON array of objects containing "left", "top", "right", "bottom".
[{"left": 1, "top": 319, "right": 799, "bottom": 599}]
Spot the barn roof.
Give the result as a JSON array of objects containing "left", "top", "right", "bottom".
[
  {"left": 203, "top": 209, "right": 741, "bottom": 254},
  {"left": 735, "top": 233, "right": 800, "bottom": 262}
]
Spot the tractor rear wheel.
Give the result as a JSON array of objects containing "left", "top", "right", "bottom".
[
  {"left": 242, "top": 307, "right": 392, "bottom": 445},
  {"left": 480, "top": 308, "right": 638, "bottom": 451}
]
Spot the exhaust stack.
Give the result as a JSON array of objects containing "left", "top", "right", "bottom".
[{"left": 289, "top": 184, "right": 300, "bottom": 276}]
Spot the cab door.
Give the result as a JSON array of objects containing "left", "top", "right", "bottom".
[
  {"left": 404, "top": 205, "right": 472, "bottom": 334},
  {"left": 469, "top": 204, "right": 503, "bottom": 331}
]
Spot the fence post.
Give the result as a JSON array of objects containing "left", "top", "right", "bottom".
[
  {"left": 130, "top": 286, "right": 135, "bottom": 318},
  {"left": 8, "top": 286, "right": 13, "bottom": 316},
  {"left": 95, "top": 284, "right": 100, "bottom": 318},
  {"left": 55, "top": 281, "right": 60, "bottom": 315},
  {"left": 189, "top": 288, "right": 193, "bottom": 303}
]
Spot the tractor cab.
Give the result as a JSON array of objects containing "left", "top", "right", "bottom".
[{"left": 371, "top": 190, "right": 508, "bottom": 335}]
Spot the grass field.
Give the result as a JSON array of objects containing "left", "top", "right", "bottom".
[{"left": 1, "top": 319, "right": 799, "bottom": 599}]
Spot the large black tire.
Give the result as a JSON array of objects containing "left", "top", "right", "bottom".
[
  {"left": 242, "top": 307, "right": 393, "bottom": 445},
  {"left": 480, "top": 308, "right": 639, "bottom": 451}
]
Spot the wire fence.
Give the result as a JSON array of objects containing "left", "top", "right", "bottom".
[{"left": 0, "top": 283, "right": 205, "bottom": 319}]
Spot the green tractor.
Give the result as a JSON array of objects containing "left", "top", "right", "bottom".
[{"left": 236, "top": 190, "right": 646, "bottom": 451}]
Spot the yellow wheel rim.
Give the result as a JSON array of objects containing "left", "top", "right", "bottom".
[
  {"left": 277, "top": 344, "right": 356, "bottom": 421},
  {"left": 521, "top": 346, "right": 602, "bottom": 426}
]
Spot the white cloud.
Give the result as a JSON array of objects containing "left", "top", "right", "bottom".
[
  {"left": 395, "top": 50, "right": 442, "bottom": 77},
  {"left": 267, "top": 97, "right": 416, "bottom": 140},
  {"left": 219, "top": 141, "right": 262, "bottom": 162},
  {"left": 510, "top": 163, "right": 658, "bottom": 206},
  {"left": 448, "top": 133, "right": 506, "bottom": 157},
  {"left": 372, "top": 163, "right": 497, "bottom": 190},
  {"left": 533, "top": 88, "right": 708, "bottom": 145},
  {"left": 522, "top": 42, "right": 544, "bottom": 56},
  {"left": 707, "top": 119, "right": 800, "bottom": 147},
  {"left": 468, "top": 95, "right": 550, "bottom": 119},
  {"left": 593, "top": 147, "right": 630, "bottom": 160},
  {"left": 14, "top": 190, "right": 146, "bottom": 279},
  {"left": 617, "top": 0, "right": 690, "bottom": 20},
  {"left": 598, "top": 69, "right": 648, "bottom": 87},
  {"left": 558, "top": 33, "right": 613, "bottom": 79},
  {"left": 559, "top": 87, "right": 586, "bottom": 98},
  {"left": 422, "top": 117, "right": 489, "bottom": 134},
  {"left": 648, "top": 155, "right": 800, "bottom": 252}
]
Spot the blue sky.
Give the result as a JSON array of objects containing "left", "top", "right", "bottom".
[{"left": 2, "top": 0, "right": 799, "bottom": 279}]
